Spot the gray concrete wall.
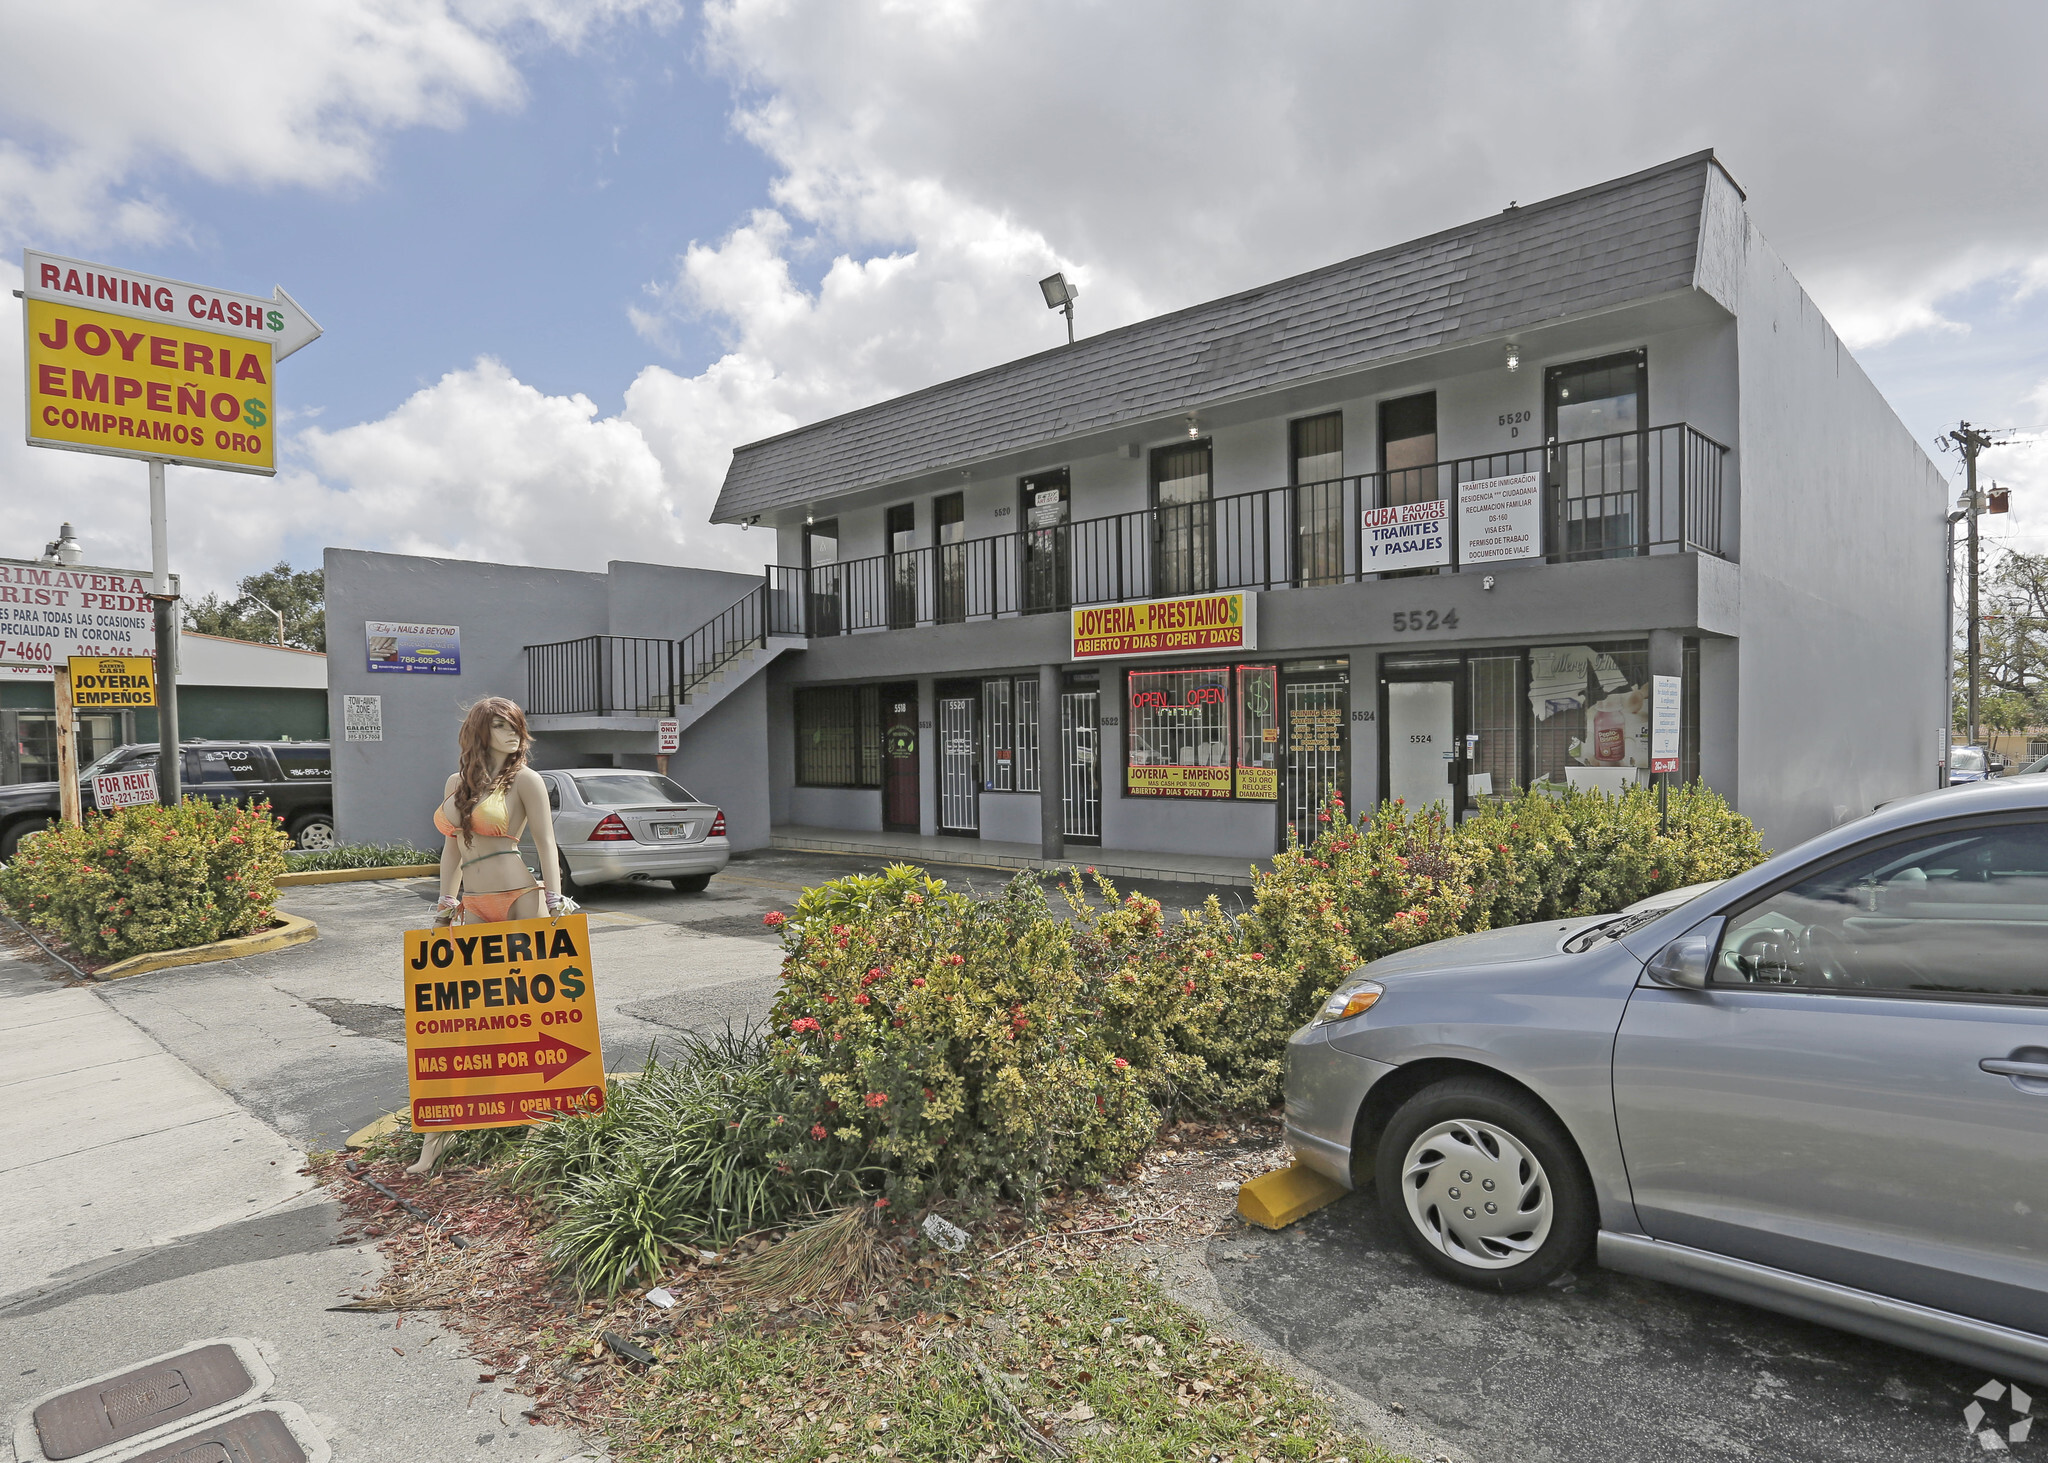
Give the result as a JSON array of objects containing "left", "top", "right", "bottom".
[
  {"left": 325, "top": 548, "right": 610, "bottom": 848},
  {"left": 665, "top": 668, "right": 771, "bottom": 851},
  {"left": 606, "top": 561, "right": 761, "bottom": 639},
  {"left": 1712, "top": 171, "right": 1947, "bottom": 847}
]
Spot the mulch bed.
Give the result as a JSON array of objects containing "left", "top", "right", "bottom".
[{"left": 316, "top": 1115, "right": 1291, "bottom": 1448}]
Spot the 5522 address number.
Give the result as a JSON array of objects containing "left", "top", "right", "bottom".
[{"left": 1391, "top": 610, "right": 1459, "bottom": 633}]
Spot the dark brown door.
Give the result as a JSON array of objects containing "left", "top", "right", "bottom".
[{"left": 882, "top": 683, "right": 920, "bottom": 830}]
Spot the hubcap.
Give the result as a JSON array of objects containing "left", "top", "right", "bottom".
[
  {"left": 299, "top": 823, "right": 335, "bottom": 850},
  {"left": 1400, "top": 1118, "right": 1553, "bottom": 1270}
]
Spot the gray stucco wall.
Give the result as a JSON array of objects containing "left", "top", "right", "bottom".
[
  {"left": 1716, "top": 172, "right": 1946, "bottom": 848},
  {"left": 666, "top": 666, "right": 771, "bottom": 851}
]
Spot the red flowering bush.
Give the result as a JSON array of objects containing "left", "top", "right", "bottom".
[{"left": 0, "top": 798, "right": 290, "bottom": 962}]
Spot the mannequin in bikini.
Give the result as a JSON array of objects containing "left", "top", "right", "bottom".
[{"left": 408, "top": 696, "right": 577, "bottom": 1176}]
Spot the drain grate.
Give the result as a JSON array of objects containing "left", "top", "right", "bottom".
[
  {"left": 32, "top": 1345, "right": 250, "bottom": 1460},
  {"left": 122, "top": 1408, "right": 309, "bottom": 1463}
]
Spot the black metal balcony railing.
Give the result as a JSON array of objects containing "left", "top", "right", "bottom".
[
  {"left": 526, "top": 587, "right": 769, "bottom": 717},
  {"left": 766, "top": 422, "right": 1728, "bottom": 637}
]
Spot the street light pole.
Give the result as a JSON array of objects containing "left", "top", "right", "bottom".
[{"left": 1944, "top": 503, "right": 1968, "bottom": 786}]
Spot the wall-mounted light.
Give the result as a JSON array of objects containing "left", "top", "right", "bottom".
[
  {"left": 805, "top": 512, "right": 814, "bottom": 526},
  {"left": 1504, "top": 341, "right": 1521, "bottom": 373},
  {"left": 1039, "top": 272, "right": 1079, "bottom": 345},
  {"left": 1185, "top": 414, "right": 1201, "bottom": 439}
]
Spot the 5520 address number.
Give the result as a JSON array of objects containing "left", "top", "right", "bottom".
[{"left": 1391, "top": 610, "right": 1459, "bottom": 633}]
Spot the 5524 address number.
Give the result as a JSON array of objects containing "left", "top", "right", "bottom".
[{"left": 1391, "top": 610, "right": 1459, "bottom": 633}]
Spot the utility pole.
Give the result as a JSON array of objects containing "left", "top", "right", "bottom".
[{"left": 1946, "top": 423, "right": 1998, "bottom": 750}]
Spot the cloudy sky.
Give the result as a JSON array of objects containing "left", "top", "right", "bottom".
[{"left": 1, "top": 0, "right": 2045, "bottom": 596}]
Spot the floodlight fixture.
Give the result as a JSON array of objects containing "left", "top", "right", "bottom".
[{"left": 1039, "top": 272, "right": 1078, "bottom": 344}]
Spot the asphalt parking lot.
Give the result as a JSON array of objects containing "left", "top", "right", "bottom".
[{"left": 1207, "top": 1189, "right": 2001, "bottom": 1463}]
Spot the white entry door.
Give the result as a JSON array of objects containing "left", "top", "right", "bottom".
[{"left": 1386, "top": 680, "right": 1456, "bottom": 812}]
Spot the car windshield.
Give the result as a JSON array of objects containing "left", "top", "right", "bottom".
[
  {"left": 572, "top": 773, "right": 695, "bottom": 806},
  {"left": 2022, "top": 754, "right": 2048, "bottom": 776},
  {"left": 1949, "top": 747, "right": 1987, "bottom": 772},
  {"left": 80, "top": 745, "right": 152, "bottom": 778}
]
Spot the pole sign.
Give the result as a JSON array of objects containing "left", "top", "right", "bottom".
[
  {"left": 22, "top": 251, "right": 320, "bottom": 478},
  {"left": 67, "top": 654, "right": 155, "bottom": 708},
  {"left": 1651, "top": 674, "right": 1681, "bottom": 774},
  {"left": 0, "top": 557, "right": 168, "bottom": 677},
  {"left": 94, "top": 765, "right": 159, "bottom": 810},
  {"left": 403, "top": 914, "right": 605, "bottom": 1132}
]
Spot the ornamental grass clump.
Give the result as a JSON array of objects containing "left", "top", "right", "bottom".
[
  {"left": 0, "top": 798, "right": 289, "bottom": 962},
  {"left": 766, "top": 864, "right": 1157, "bottom": 1216}
]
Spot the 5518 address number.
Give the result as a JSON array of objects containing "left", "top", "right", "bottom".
[{"left": 1391, "top": 610, "right": 1459, "bottom": 633}]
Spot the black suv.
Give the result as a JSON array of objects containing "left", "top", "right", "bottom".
[{"left": 0, "top": 740, "right": 333, "bottom": 859}]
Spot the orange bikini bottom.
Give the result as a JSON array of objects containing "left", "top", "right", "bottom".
[{"left": 461, "top": 885, "right": 539, "bottom": 925}]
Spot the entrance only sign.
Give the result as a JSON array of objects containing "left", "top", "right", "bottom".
[{"left": 403, "top": 914, "right": 605, "bottom": 1132}]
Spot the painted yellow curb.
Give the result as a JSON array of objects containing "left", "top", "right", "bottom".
[
  {"left": 278, "top": 864, "right": 438, "bottom": 887},
  {"left": 94, "top": 911, "right": 319, "bottom": 980},
  {"left": 1237, "top": 1162, "right": 1346, "bottom": 1230},
  {"left": 344, "top": 1069, "right": 645, "bottom": 1149}
]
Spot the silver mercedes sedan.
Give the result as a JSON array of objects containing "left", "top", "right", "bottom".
[
  {"left": 541, "top": 769, "right": 729, "bottom": 892},
  {"left": 1285, "top": 777, "right": 2048, "bottom": 1384}
]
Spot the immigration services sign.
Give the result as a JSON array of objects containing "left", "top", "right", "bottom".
[
  {"left": 1071, "top": 592, "right": 1255, "bottom": 661},
  {"left": 1457, "top": 471, "right": 1544, "bottom": 565},
  {"left": 21, "top": 251, "right": 320, "bottom": 477}
]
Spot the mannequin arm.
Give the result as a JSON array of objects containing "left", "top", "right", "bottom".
[
  {"left": 435, "top": 836, "right": 463, "bottom": 923},
  {"left": 518, "top": 769, "right": 562, "bottom": 899}
]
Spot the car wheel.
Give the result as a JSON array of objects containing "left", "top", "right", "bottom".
[
  {"left": 557, "top": 853, "right": 581, "bottom": 893},
  {"left": 1, "top": 818, "right": 49, "bottom": 861},
  {"left": 669, "top": 873, "right": 712, "bottom": 893},
  {"left": 1375, "top": 1076, "right": 1594, "bottom": 1294},
  {"left": 289, "top": 813, "right": 337, "bottom": 851}
]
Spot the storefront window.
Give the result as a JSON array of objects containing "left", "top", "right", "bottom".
[
  {"left": 1528, "top": 641, "right": 1650, "bottom": 789},
  {"left": 1127, "top": 665, "right": 1232, "bottom": 798},
  {"left": 795, "top": 685, "right": 880, "bottom": 788},
  {"left": 1015, "top": 679, "right": 1041, "bottom": 792},
  {"left": 1235, "top": 665, "right": 1279, "bottom": 799},
  {"left": 983, "top": 679, "right": 1012, "bottom": 790}
]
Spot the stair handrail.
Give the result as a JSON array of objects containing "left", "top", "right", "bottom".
[{"left": 678, "top": 584, "right": 769, "bottom": 702}]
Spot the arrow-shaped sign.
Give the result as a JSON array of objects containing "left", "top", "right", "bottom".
[
  {"left": 413, "top": 1032, "right": 591, "bottom": 1084},
  {"left": 23, "top": 249, "right": 323, "bottom": 359}
]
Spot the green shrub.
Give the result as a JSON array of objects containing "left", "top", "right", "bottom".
[
  {"left": 284, "top": 840, "right": 435, "bottom": 872},
  {"left": 766, "top": 865, "right": 1158, "bottom": 1217},
  {"left": 0, "top": 798, "right": 290, "bottom": 962},
  {"left": 511, "top": 1029, "right": 840, "bottom": 1295}
]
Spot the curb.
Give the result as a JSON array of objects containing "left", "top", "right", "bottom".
[
  {"left": 94, "top": 911, "right": 319, "bottom": 979},
  {"left": 278, "top": 863, "right": 438, "bottom": 887}
]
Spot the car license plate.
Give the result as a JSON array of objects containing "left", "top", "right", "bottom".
[{"left": 653, "top": 822, "right": 685, "bottom": 840}]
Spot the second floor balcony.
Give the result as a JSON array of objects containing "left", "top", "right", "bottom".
[{"left": 766, "top": 422, "right": 1728, "bottom": 637}]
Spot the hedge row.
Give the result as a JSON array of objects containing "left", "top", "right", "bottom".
[
  {"left": 0, "top": 800, "right": 290, "bottom": 962},
  {"left": 765, "top": 784, "right": 1764, "bottom": 1215}
]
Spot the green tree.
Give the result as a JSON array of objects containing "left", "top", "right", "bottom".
[{"left": 183, "top": 562, "right": 325, "bottom": 652}]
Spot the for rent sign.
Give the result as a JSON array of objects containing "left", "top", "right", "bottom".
[
  {"left": 1071, "top": 592, "right": 1255, "bottom": 661},
  {"left": 404, "top": 914, "right": 605, "bottom": 1132}
]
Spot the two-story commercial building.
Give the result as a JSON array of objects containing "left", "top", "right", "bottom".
[{"left": 325, "top": 152, "right": 1946, "bottom": 864}]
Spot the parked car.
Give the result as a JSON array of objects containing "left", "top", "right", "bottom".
[
  {"left": 1947, "top": 745, "right": 1993, "bottom": 783},
  {"left": 541, "top": 769, "right": 728, "bottom": 892},
  {"left": 0, "top": 740, "right": 333, "bottom": 859},
  {"left": 1286, "top": 775, "right": 2048, "bottom": 1383},
  {"left": 2017, "top": 752, "right": 2048, "bottom": 777}
]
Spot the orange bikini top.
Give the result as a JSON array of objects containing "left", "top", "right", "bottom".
[{"left": 435, "top": 786, "right": 513, "bottom": 839}]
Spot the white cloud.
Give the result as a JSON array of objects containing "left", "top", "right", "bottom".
[{"left": 0, "top": 0, "right": 677, "bottom": 250}]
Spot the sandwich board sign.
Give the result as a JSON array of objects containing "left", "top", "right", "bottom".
[{"left": 403, "top": 914, "right": 605, "bottom": 1131}]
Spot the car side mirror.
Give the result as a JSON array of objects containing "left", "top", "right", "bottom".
[{"left": 1644, "top": 917, "right": 1725, "bottom": 990}]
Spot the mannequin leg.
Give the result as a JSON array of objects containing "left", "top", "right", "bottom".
[{"left": 406, "top": 1130, "right": 458, "bottom": 1177}]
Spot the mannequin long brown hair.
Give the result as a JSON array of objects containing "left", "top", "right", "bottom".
[{"left": 453, "top": 698, "right": 531, "bottom": 842}]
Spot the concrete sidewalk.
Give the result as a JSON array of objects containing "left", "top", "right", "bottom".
[{"left": 0, "top": 952, "right": 601, "bottom": 1462}]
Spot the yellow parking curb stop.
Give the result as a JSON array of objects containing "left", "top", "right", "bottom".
[{"left": 1237, "top": 1162, "right": 1346, "bottom": 1230}]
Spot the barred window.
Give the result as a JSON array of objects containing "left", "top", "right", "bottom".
[
  {"left": 983, "top": 679, "right": 1013, "bottom": 790},
  {"left": 1015, "top": 678, "right": 1041, "bottom": 792},
  {"left": 796, "top": 685, "right": 880, "bottom": 788}
]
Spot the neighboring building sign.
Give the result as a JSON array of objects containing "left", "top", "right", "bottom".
[
  {"left": 21, "top": 251, "right": 319, "bottom": 477},
  {"left": 1651, "top": 674, "right": 1681, "bottom": 773},
  {"left": 0, "top": 559, "right": 164, "bottom": 679},
  {"left": 403, "top": 914, "right": 605, "bottom": 1131},
  {"left": 67, "top": 655, "right": 155, "bottom": 708},
  {"left": 1457, "top": 471, "right": 1543, "bottom": 564},
  {"left": 365, "top": 621, "right": 461, "bottom": 674},
  {"left": 344, "top": 693, "right": 384, "bottom": 741},
  {"left": 93, "top": 765, "right": 158, "bottom": 809},
  {"left": 657, "top": 718, "right": 680, "bottom": 754},
  {"left": 1362, "top": 498, "right": 1450, "bottom": 569},
  {"left": 1072, "top": 592, "right": 1255, "bottom": 661}
]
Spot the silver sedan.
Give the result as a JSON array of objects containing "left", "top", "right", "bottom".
[
  {"left": 1285, "top": 776, "right": 2048, "bottom": 1384},
  {"left": 542, "top": 769, "right": 729, "bottom": 892}
]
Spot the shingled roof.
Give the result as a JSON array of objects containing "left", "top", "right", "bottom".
[{"left": 713, "top": 151, "right": 1733, "bottom": 523}]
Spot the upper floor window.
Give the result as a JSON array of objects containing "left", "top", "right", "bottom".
[
  {"left": 804, "top": 518, "right": 839, "bottom": 568},
  {"left": 1547, "top": 350, "right": 1646, "bottom": 443},
  {"left": 1378, "top": 393, "right": 1437, "bottom": 507},
  {"left": 1291, "top": 412, "right": 1344, "bottom": 485}
]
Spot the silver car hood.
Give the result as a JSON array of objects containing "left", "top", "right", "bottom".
[{"left": 1358, "top": 914, "right": 1610, "bottom": 979}]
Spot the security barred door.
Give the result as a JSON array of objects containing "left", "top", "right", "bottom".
[
  {"left": 1283, "top": 677, "right": 1348, "bottom": 845},
  {"left": 938, "top": 694, "right": 979, "bottom": 833},
  {"left": 1060, "top": 690, "right": 1101, "bottom": 842}
]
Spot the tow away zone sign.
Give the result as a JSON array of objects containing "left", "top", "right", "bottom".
[{"left": 403, "top": 914, "right": 604, "bottom": 1131}]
